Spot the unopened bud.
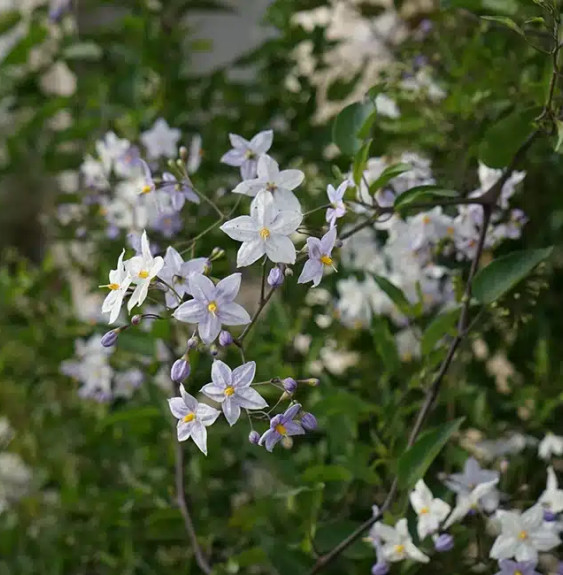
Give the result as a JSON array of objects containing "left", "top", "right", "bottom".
[
  {"left": 101, "top": 330, "right": 119, "bottom": 348},
  {"left": 302, "top": 377, "right": 320, "bottom": 387},
  {"left": 282, "top": 377, "right": 297, "bottom": 393},
  {"left": 281, "top": 436, "right": 293, "bottom": 449},
  {"left": 301, "top": 412, "right": 317, "bottom": 431},
  {"left": 210, "top": 247, "right": 225, "bottom": 261},
  {"left": 371, "top": 562, "right": 389, "bottom": 575},
  {"left": 179, "top": 146, "right": 189, "bottom": 162},
  {"left": 434, "top": 533, "right": 454, "bottom": 552},
  {"left": 219, "top": 330, "right": 233, "bottom": 347},
  {"left": 268, "top": 266, "right": 284, "bottom": 288},
  {"left": 167, "top": 159, "right": 176, "bottom": 170},
  {"left": 544, "top": 510, "right": 557, "bottom": 522},
  {"left": 187, "top": 336, "right": 199, "bottom": 350},
  {"left": 248, "top": 430, "right": 260, "bottom": 445},
  {"left": 131, "top": 315, "right": 142, "bottom": 326},
  {"left": 171, "top": 359, "right": 190, "bottom": 383},
  {"left": 284, "top": 266, "right": 293, "bottom": 277},
  {"left": 176, "top": 159, "right": 184, "bottom": 168},
  {"left": 210, "top": 345, "right": 218, "bottom": 357}
]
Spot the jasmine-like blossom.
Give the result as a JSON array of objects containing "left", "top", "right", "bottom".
[
  {"left": 490, "top": 504, "right": 560, "bottom": 562},
  {"left": 372, "top": 518, "right": 430, "bottom": 563},
  {"left": 325, "top": 180, "right": 348, "bottom": 227},
  {"left": 443, "top": 479, "right": 499, "bottom": 528},
  {"left": 101, "top": 249, "right": 132, "bottom": 324},
  {"left": 538, "top": 466, "right": 563, "bottom": 515},
  {"left": 125, "top": 230, "right": 164, "bottom": 311},
  {"left": 538, "top": 433, "right": 563, "bottom": 460},
  {"left": 173, "top": 273, "right": 251, "bottom": 344},
  {"left": 298, "top": 227, "right": 337, "bottom": 287},
  {"left": 157, "top": 247, "right": 208, "bottom": 308},
  {"left": 232, "top": 155, "right": 304, "bottom": 212},
  {"left": 259, "top": 404, "right": 304, "bottom": 452},
  {"left": 409, "top": 479, "right": 451, "bottom": 540},
  {"left": 444, "top": 456, "right": 500, "bottom": 512},
  {"left": 200, "top": 360, "right": 267, "bottom": 426},
  {"left": 221, "top": 130, "right": 274, "bottom": 180},
  {"left": 153, "top": 212, "right": 182, "bottom": 238},
  {"left": 168, "top": 385, "right": 220, "bottom": 455},
  {"left": 495, "top": 559, "right": 541, "bottom": 575},
  {"left": 220, "top": 190, "right": 302, "bottom": 267},
  {"left": 160, "top": 172, "right": 199, "bottom": 211},
  {"left": 95, "top": 132, "right": 131, "bottom": 175},
  {"left": 141, "top": 118, "right": 181, "bottom": 160}
]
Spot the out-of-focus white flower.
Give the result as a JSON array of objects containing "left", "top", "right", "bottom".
[
  {"left": 539, "top": 467, "right": 563, "bottom": 515},
  {"left": 375, "top": 93, "right": 400, "bottom": 119},
  {"left": 539, "top": 433, "right": 563, "bottom": 460},
  {"left": 40, "top": 61, "right": 76, "bottom": 96},
  {"left": 395, "top": 327, "right": 421, "bottom": 362},
  {"left": 409, "top": 479, "right": 451, "bottom": 540},
  {"left": 141, "top": 118, "right": 181, "bottom": 160},
  {"left": 101, "top": 249, "right": 132, "bottom": 324},
  {"left": 221, "top": 130, "right": 273, "bottom": 180},
  {"left": 373, "top": 518, "right": 430, "bottom": 563},
  {"left": 443, "top": 479, "right": 499, "bottom": 529},
  {"left": 0, "top": 452, "right": 32, "bottom": 513}
]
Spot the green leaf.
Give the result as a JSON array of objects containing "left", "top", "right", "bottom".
[
  {"left": 368, "top": 162, "right": 411, "bottom": 193},
  {"left": 393, "top": 185, "right": 458, "bottom": 209},
  {"left": 397, "top": 418, "right": 464, "bottom": 489},
  {"left": 99, "top": 407, "right": 161, "bottom": 429},
  {"left": 352, "top": 138, "right": 372, "bottom": 185},
  {"left": 372, "top": 319, "right": 400, "bottom": 374},
  {"left": 0, "top": 11, "right": 21, "bottom": 35},
  {"left": 372, "top": 274, "right": 412, "bottom": 316},
  {"left": 421, "top": 308, "right": 460, "bottom": 356},
  {"left": 472, "top": 247, "right": 553, "bottom": 304},
  {"left": 302, "top": 465, "right": 353, "bottom": 483},
  {"left": 555, "top": 120, "right": 563, "bottom": 153},
  {"left": 481, "top": 16, "right": 524, "bottom": 36},
  {"left": 63, "top": 42, "right": 103, "bottom": 60},
  {"left": 479, "top": 108, "right": 538, "bottom": 169},
  {"left": 332, "top": 100, "right": 376, "bottom": 155}
]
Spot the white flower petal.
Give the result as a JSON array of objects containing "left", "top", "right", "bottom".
[
  {"left": 168, "top": 397, "right": 189, "bottom": 419},
  {"left": 277, "top": 168, "right": 304, "bottom": 191},
  {"left": 190, "top": 421, "right": 208, "bottom": 455},
  {"left": 173, "top": 300, "right": 207, "bottom": 323},
  {"left": 235, "top": 387, "right": 268, "bottom": 410},
  {"left": 237, "top": 239, "right": 265, "bottom": 267},
  {"left": 216, "top": 302, "right": 251, "bottom": 325},
  {"left": 211, "top": 360, "right": 232, "bottom": 388},
  {"left": 189, "top": 274, "right": 216, "bottom": 303},
  {"left": 265, "top": 235, "right": 296, "bottom": 264},
  {"left": 199, "top": 313, "right": 222, "bottom": 344},
  {"left": 215, "top": 273, "right": 242, "bottom": 303},
  {"left": 220, "top": 216, "right": 258, "bottom": 242},
  {"left": 232, "top": 361, "right": 256, "bottom": 388},
  {"left": 223, "top": 398, "right": 241, "bottom": 426}
]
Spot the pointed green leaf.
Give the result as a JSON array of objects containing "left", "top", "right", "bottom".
[
  {"left": 369, "top": 162, "right": 411, "bottom": 193},
  {"left": 481, "top": 16, "right": 524, "bottom": 36},
  {"left": 472, "top": 247, "right": 553, "bottom": 304},
  {"left": 372, "top": 274, "right": 412, "bottom": 316},
  {"left": 397, "top": 418, "right": 464, "bottom": 489},
  {"left": 421, "top": 308, "right": 461, "bottom": 355},
  {"left": 394, "top": 185, "right": 458, "bottom": 209},
  {"left": 332, "top": 100, "right": 376, "bottom": 156},
  {"left": 353, "top": 139, "right": 373, "bottom": 185}
]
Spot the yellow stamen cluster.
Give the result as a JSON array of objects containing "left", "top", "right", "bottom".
[
  {"left": 108, "top": 283, "right": 120, "bottom": 291},
  {"left": 422, "top": 215, "right": 431, "bottom": 224},
  {"left": 182, "top": 413, "right": 195, "bottom": 423},
  {"left": 224, "top": 386, "right": 235, "bottom": 397},
  {"left": 320, "top": 255, "right": 333, "bottom": 266},
  {"left": 394, "top": 544, "right": 405, "bottom": 554},
  {"left": 275, "top": 423, "right": 287, "bottom": 435},
  {"left": 518, "top": 530, "right": 528, "bottom": 540},
  {"left": 141, "top": 184, "right": 152, "bottom": 194},
  {"left": 420, "top": 506, "right": 429, "bottom": 515},
  {"left": 259, "top": 227, "right": 271, "bottom": 239},
  {"left": 207, "top": 301, "right": 218, "bottom": 314},
  {"left": 138, "top": 270, "right": 149, "bottom": 279}
]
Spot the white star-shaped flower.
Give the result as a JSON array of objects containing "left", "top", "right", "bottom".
[
  {"left": 538, "top": 433, "right": 563, "bottom": 460},
  {"left": 221, "top": 130, "right": 273, "bottom": 180},
  {"left": 200, "top": 360, "right": 267, "bottom": 426},
  {"left": 141, "top": 118, "right": 181, "bottom": 160},
  {"left": 231, "top": 155, "right": 304, "bottom": 212},
  {"left": 443, "top": 479, "right": 499, "bottom": 529},
  {"left": 539, "top": 466, "right": 563, "bottom": 515},
  {"left": 168, "top": 386, "right": 220, "bottom": 455},
  {"left": 373, "top": 518, "right": 429, "bottom": 563},
  {"left": 220, "top": 190, "right": 302, "bottom": 267},
  {"left": 490, "top": 504, "right": 561, "bottom": 562},
  {"left": 409, "top": 479, "right": 451, "bottom": 540},
  {"left": 101, "top": 249, "right": 132, "bottom": 324}
]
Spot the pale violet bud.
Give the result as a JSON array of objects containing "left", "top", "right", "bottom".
[
  {"left": 371, "top": 562, "right": 389, "bottom": 575},
  {"left": 283, "top": 377, "right": 297, "bottom": 393},
  {"left": 219, "top": 330, "right": 233, "bottom": 347},
  {"left": 187, "top": 336, "right": 198, "bottom": 350},
  {"left": 249, "top": 430, "right": 260, "bottom": 445},
  {"left": 267, "top": 266, "right": 284, "bottom": 288},
  {"left": 301, "top": 412, "right": 317, "bottom": 431},
  {"left": 434, "top": 533, "right": 454, "bottom": 552},
  {"left": 284, "top": 266, "right": 293, "bottom": 277},
  {"left": 544, "top": 510, "right": 557, "bottom": 522},
  {"left": 171, "top": 359, "right": 190, "bottom": 383},
  {"left": 131, "top": 315, "right": 142, "bottom": 326},
  {"left": 210, "top": 345, "right": 219, "bottom": 357},
  {"left": 101, "top": 330, "right": 119, "bottom": 348},
  {"left": 302, "top": 378, "right": 320, "bottom": 387}
]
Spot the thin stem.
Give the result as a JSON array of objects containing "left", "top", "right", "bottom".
[{"left": 237, "top": 286, "right": 277, "bottom": 343}]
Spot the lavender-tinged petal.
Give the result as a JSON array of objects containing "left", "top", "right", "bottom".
[
  {"left": 173, "top": 300, "right": 207, "bottom": 323},
  {"left": 196, "top": 403, "right": 221, "bottom": 426},
  {"left": 320, "top": 227, "right": 337, "bottom": 254},
  {"left": 284, "top": 421, "right": 305, "bottom": 436},
  {"left": 211, "top": 360, "right": 232, "bottom": 388},
  {"left": 188, "top": 273, "right": 216, "bottom": 303},
  {"left": 179, "top": 386, "right": 199, "bottom": 411},
  {"left": 249, "top": 129, "right": 273, "bottom": 154},
  {"left": 270, "top": 209, "right": 303, "bottom": 235},
  {"left": 183, "top": 186, "right": 200, "bottom": 204},
  {"left": 200, "top": 382, "right": 227, "bottom": 403},
  {"left": 164, "top": 246, "right": 184, "bottom": 271},
  {"left": 221, "top": 148, "right": 246, "bottom": 167},
  {"left": 232, "top": 361, "right": 256, "bottom": 388},
  {"left": 177, "top": 420, "right": 193, "bottom": 441},
  {"left": 259, "top": 429, "right": 281, "bottom": 452},
  {"left": 215, "top": 273, "right": 242, "bottom": 304},
  {"left": 278, "top": 168, "right": 305, "bottom": 191},
  {"left": 257, "top": 155, "right": 279, "bottom": 180},
  {"left": 306, "top": 237, "right": 322, "bottom": 259},
  {"left": 190, "top": 421, "right": 208, "bottom": 455},
  {"left": 168, "top": 397, "right": 189, "bottom": 419},
  {"left": 199, "top": 313, "right": 222, "bottom": 344},
  {"left": 229, "top": 133, "right": 249, "bottom": 149},
  {"left": 265, "top": 235, "right": 296, "bottom": 264},
  {"left": 298, "top": 259, "right": 323, "bottom": 286},
  {"left": 282, "top": 403, "right": 302, "bottom": 422},
  {"left": 273, "top": 187, "right": 301, "bottom": 212},
  {"left": 171, "top": 192, "right": 186, "bottom": 212},
  {"left": 223, "top": 398, "right": 241, "bottom": 426},
  {"left": 217, "top": 302, "right": 251, "bottom": 326},
  {"left": 241, "top": 159, "right": 257, "bottom": 180},
  {"left": 235, "top": 387, "right": 268, "bottom": 410},
  {"left": 220, "top": 216, "right": 258, "bottom": 242},
  {"left": 236, "top": 239, "right": 265, "bottom": 267},
  {"left": 232, "top": 179, "right": 265, "bottom": 198},
  {"left": 183, "top": 257, "right": 209, "bottom": 276}
]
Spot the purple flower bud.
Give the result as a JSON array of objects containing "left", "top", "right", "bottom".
[
  {"left": 544, "top": 510, "right": 557, "bottom": 522},
  {"left": 267, "top": 266, "right": 284, "bottom": 288},
  {"left": 248, "top": 430, "right": 260, "bottom": 445},
  {"left": 371, "top": 562, "right": 389, "bottom": 575},
  {"left": 301, "top": 412, "right": 317, "bottom": 431},
  {"left": 219, "top": 330, "right": 233, "bottom": 347},
  {"left": 283, "top": 377, "right": 297, "bottom": 393},
  {"left": 101, "top": 330, "right": 118, "bottom": 348},
  {"left": 434, "top": 533, "right": 454, "bottom": 552},
  {"left": 171, "top": 359, "right": 190, "bottom": 383},
  {"left": 187, "top": 337, "right": 198, "bottom": 350},
  {"left": 131, "top": 315, "right": 142, "bottom": 326}
]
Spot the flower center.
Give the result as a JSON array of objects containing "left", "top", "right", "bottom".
[
  {"left": 515, "top": 571, "right": 522, "bottom": 575},
  {"left": 108, "top": 283, "right": 120, "bottom": 290},
  {"left": 207, "top": 301, "right": 218, "bottom": 314},
  {"left": 275, "top": 423, "right": 287, "bottom": 435},
  {"left": 320, "top": 254, "right": 333, "bottom": 266},
  {"left": 518, "top": 530, "right": 528, "bottom": 540},
  {"left": 394, "top": 544, "right": 405, "bottom": 554},
  {"left": 260, "top": 227, "right": 271, "bottom": 239},
  {"left": 141, "top": 184, "right": 152, "bottom": 194},
  {"left": 422, "top": 215, "right": 431, "bottom": 224},
  {"left": 245, "top": 150, "right": 256, "bottom": 159},
  {"left": 224, "top": 386, "right": 235, "bottom": 397},
  {"left": 182, "top": 413, "right": 195, "bottom": 423},
  {"left": 138, "top": 270, "right": 149, "bottom": 279},
  {"left": 266, "top": 182, "right": 277, "bottom": 192},
  {"left": 420, "top": 506, "right": 429, "bottom": 514}
]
